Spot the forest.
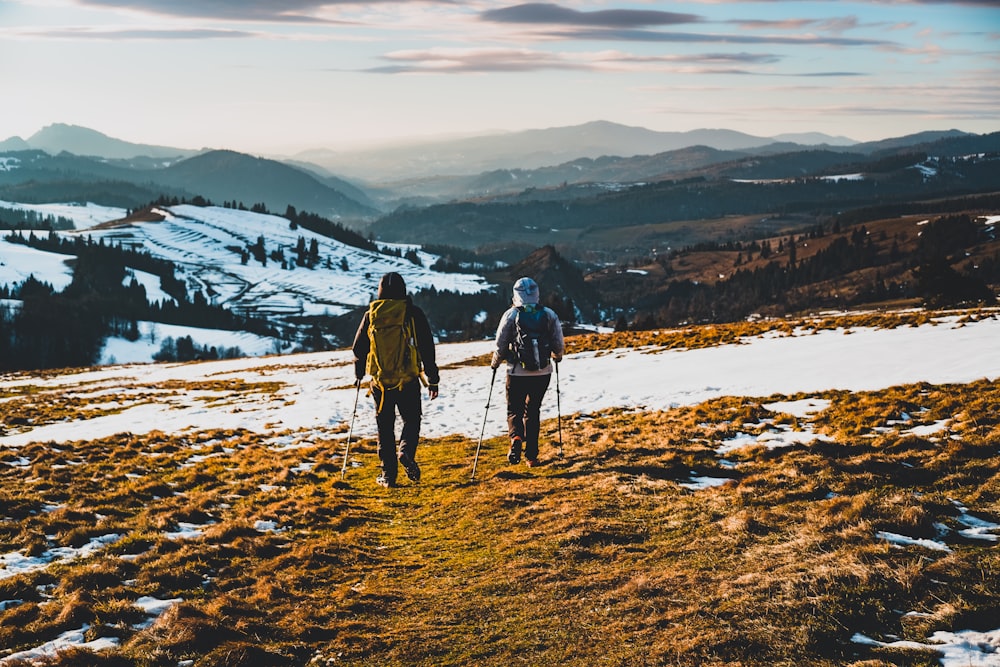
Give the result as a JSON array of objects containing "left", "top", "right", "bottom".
[{"left": 0, "top": 231, "right": 279, "bottom": 371}]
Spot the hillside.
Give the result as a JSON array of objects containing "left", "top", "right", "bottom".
[
  {"left": 0, "top": 311, "right": 998, "bottom": 665},
  {"left": 0, "top": 202, "right": 494, "bottom": 370},
  {"left": 368, "top": 147, "right": 1000, "bottom": 253},
  {"left": 292, "top": 121, "right": 789, "bottom": 181},
  {"left": 154, "top": 151, "right": 379, "bottom": 218},
  {"left": 589, "top": 211, "right": 1000, "bottom": 328},
  {"left": 0, "top": 150, "right": 376, "bottom": 221},
  {"left": 24, "top": 124, "right": 201, "bottom": 161}
]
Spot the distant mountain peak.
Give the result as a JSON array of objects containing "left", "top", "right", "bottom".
[{"left": 25, "top": 123, "right": 200, "bottom": 160}]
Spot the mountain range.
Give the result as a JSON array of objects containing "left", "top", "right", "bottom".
[
  {"left": 2, "top": 121, "right": 864, "bottom": 181},
  {"left": 292, "top": 121, "right": 861, "bottom": 181},
  {"left": 1, "top": 122, "right": 991, "bottom": 223}
]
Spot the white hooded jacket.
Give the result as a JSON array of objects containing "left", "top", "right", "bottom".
[{"left": 491, "top": 277, "right": 565, "bottom": 376}]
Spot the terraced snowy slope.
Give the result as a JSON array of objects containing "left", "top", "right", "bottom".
[{"left": 70, "top": 204, "right": 490, "bottom": 320}]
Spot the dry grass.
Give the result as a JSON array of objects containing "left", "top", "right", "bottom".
[{"left": 1, "top": 326, "right": 998, "bottom": 665}]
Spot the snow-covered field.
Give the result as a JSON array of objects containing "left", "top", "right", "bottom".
[{"left": 3, "top": 313, "right": 998, "bottom": 451}]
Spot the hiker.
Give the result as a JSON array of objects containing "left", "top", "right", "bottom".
[
  {"left": 353, "top": 272, "right": 439, "bottom": 488},
  {"left": 491, "top": 277, "right": 564, "bottom": 467}
]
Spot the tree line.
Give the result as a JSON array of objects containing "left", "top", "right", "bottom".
[
  {"left": 0, "top": 232, "right": 278, "bottom": 371},
  {"left": 617, "top": 214, "right": 997, "bottom": 329},
  {"left": 0, "top": 206, "right": 75, "bottom": 230}
]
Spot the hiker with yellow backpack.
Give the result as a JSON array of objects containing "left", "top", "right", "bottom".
[{"left": 352, "top": 272, "right": 439, "bottom": 488}]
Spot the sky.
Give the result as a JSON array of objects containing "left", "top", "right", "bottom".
[{"left": 1, "top": 0, "right": 998, "bottom": 155}]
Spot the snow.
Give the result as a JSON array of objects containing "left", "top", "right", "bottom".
[
  {"left": 1, "top": 202, "right": 493, "bottom": 348},
  {"left": 953, "top": 502, "right": 1000, "bottom": 542},
  {"left": 2, "top": 314, "right": 998, "bottom": 452},
  {"left": 0, "top": 200, "right": 127, "bottom": 229},
  {"left": 124, "top": 267, "right": 174, "bottom": 304},
  {"left": 0, "top": 627, "right": 120, "bottom": 664},
  {"left": 877, "top": 531, "right": 952, "bottom": 552},
  {"left": 820, "top": 173, "right": 864, "bottom": 182},
  {"left": 0, "top": 237, "right": 75, "bottom": 291},
  {"left": 853, "top": 628, "right": 1000, "bottom": 666},
  {"left": 0, "top": 596, "right": 184, "bottom": 663},
  {"left": 0, "top": 533, "right": 123, "bottom": 582},
  {"left": 57, "top": 204, "right": 491, "bottom": 322},
  {"left": 164, "top": 522, "right": 213, "bottom": 541},
  {"left": 99, "top": 321, "right": 279, "bottom": 365}
]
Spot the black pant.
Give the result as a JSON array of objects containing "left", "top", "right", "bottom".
[
  {"left": 371, "top": 379, "right": 422, "bottom": 482},
  {"left": 506, "top": 374, "right": 551, "bottom": 461}
]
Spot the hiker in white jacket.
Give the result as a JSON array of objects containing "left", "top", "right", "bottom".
[{"left": 490, "top": 277, "right": 564, "bottom": 467}]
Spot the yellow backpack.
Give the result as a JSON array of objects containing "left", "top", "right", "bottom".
[{"left": 366, "top": 299, "right": 424, "bottom": 395}]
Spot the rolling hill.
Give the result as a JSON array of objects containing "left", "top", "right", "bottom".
[{"left": 0, "top": 149, "right": 378, "bottom": 221}]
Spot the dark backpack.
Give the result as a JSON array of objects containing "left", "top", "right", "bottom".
[{"left": 511, "top": 305, "right": 552, "bottom": 371}]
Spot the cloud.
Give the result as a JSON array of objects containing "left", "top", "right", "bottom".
[
  {"left": 902, "top": 0, "right": 1000, "bottom": 5},
  {"left": 72, "top": 0, "right": 383, "bottom": 23},
  {"left": 10, "top": 26, "right": 257, "bottom": 40},
  {"left": 688, "top": 0, "right": 998, "bottom": 5},
  {"left": 367, "top": 47, "right": 587, "bottom": 74},
  {"left": 734, "top": 16, "right": 868, "bottom": 34},
  {"left": 363, "top": 47, "right": 798, "bottom": 74},
  {"left": 481, "top": 3, "right": 702, "bottom": 28},
  {"left": 539, "top": 28, "right": 896, "bottom": 48}
]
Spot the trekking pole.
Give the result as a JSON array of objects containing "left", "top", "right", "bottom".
[
  {"left": 555, "top": 360, "right": 563, "bottom": 457},
  {"left": 341, "top": 380, "right": 361, "bottom": 479},
  {"left": 471, "top": 367, "right": 498, "bottom": 481}
]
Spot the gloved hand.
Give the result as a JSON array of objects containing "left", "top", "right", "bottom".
[{"left": 428, "top": 384, "right": 439, "bottom": 399}]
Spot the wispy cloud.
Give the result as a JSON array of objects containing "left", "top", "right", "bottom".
[
  {"left": 7, "top": 26, "right": 257, "bottom": 40},
  {"left": 537, "top": 28, "right": 896, "bottom": 48},
  {"left": 687, "top": 0, "right": 998, "bottom": 6},
  {"left": 367, "top": 47, "right": 586, "bottom": 74},
  {"left": 480, "top": 3, "right": 702, "bottom": 27},
  {"left": 899, "top": 0, "right": 1000, "bottom": 5},
  {"left": 733, "top": 16, "right": 872, "bottom": 33},
  {"left": 364, "top": 47, "right": 791, "bottom": 74},
  {"left": 72, "top": 0, "right": 395, "bottom": 23}
]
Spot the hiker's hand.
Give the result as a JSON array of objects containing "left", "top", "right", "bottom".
[
  {"left": 354, "top": 377, "right": 362, "bottom": 388},
  {"left": 490, "top": 352, "right": 500, "bottom": 369},
  {"left": 428, "top": 385, "right": 439, "bottom": 399}
]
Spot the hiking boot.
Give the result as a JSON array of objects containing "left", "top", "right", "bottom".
[
  {"left": 507, "top": 437, "right": 522, "bottom": 465},
  {"left": 375, "top": 472, "right": 396, "bottom": 488},
  {"left": 399, "top": 453, "right": 421, "bottom": 483}
]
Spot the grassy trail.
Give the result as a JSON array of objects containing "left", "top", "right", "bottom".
[{"left": 1, "top": 380, "right": 998, "bottom": 666}]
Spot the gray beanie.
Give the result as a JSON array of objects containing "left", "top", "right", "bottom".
[{"left": 512, "top": 277, "right": 539, "bottom": 307}]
